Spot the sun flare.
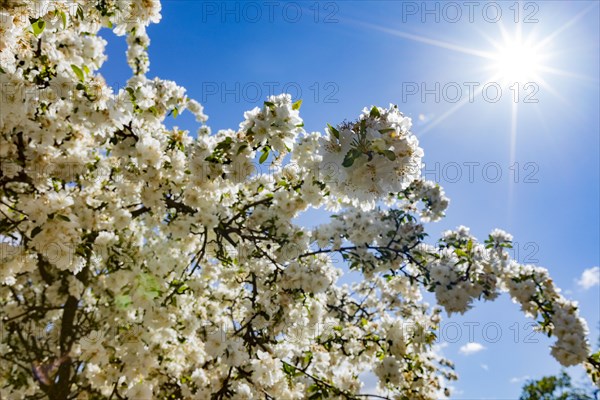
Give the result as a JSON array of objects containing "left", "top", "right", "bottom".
[{"left": 491, "top": 38, "right": 542, "bottom": 83}]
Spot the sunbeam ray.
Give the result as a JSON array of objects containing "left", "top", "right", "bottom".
[
  {"left": 417, "top": 78, "right": 496, "bottom": 136},
  {"left": 350, "top": 19, "right": 495, "bottom": 59}
]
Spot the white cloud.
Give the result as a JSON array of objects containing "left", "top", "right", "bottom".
[
  {"left": 434, "top": 342, "right": 449, "bottom": 351},
  {"left": 481, "top": 363, "right": 489, "bottom": 371},
  {"left": 510, "top": 375, "right": 530, "bottom": 384},
  {"left": 458, "top": 342, "right": 485, "bottom": 355},
  {"left": 577, "top": 266, "right": 600, "bottom": 290}
]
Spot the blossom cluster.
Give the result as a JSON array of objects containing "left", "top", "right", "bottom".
[{"left": 295, "top": 104, "right": 424, "bottom": 210}]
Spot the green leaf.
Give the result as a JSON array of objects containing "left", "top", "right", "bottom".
[
  {"left": 82, "top": 65, "right": 90, "bottom": 75},
  {"left": 303, "top": 351, "right": 313, "bottom": 366},
  {"left": 382, "top": 150, "right": 396, "bottom": 161},
  {"left": 308, "top": 387, "right": 323, "bottom": 399},
  {"left": 264, "top": 101, "right": 275, "bottom": 110},
  {"left": 236, "top": 143, "right": 248, "bottom": 155},
  {"left": 292, "top": 99, "right": 302, "bottom": 110},
  {"left": 342, "top": 153, "right": 355, "bottom": 168},
  {"left": 215, "top": 136, "right": 232, "bottom": 149},
  {"left": 176, "top": 285, "right": 188, "bottom": 294},
  {"left": 138, "top": 273, "right": 161, "bottom": 299},
  {"left": 71, "top": 64, "right": 85, "bottom": 82},
  {"left": 454, "top": 249, "right": 468, "bottom": 258},
  {"left": 259, "top": 147, "right": 269, "bottom": 164},
  {"left": 327, "top": 123, "right": 340, "bottom": 140},
  {"left": 76, "top": 5, "right": 84, "bottom": 20},
  {"left": 282, "top": 362, "right": 296, "bottom": 376},
  {"left": 148, "top": 106, "right": 158, "bottom": 116},
  {"left": 32, "top": 19, "right": 46, "bottom": 36},
  {"left": 172, "top": 107, "right": 179, "bottom": 118},
  {"left": 379, "top": 128, "right": 395, "bottom": 134},
  {"left": 0, "top": 66, "right": 5, "bottom": 74},
  {"left": 370, "top": 106, "right": 380, "bottom": 118},
  {"left": 115, "top": 294, "right": 132, "bottom": 309},
  {"left": 60, "top": 11, "right": 67, "bottom": 29},
  {"left": 342, "top": 149, "right": 361, "bottom": 168}
]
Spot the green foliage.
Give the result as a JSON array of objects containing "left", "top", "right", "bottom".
[
  {"left": 31, "top": 18, "right": 46, "bottom": 36},
  {"left": 71, "top": 64, "right": 85, "bottom": 82},
  {"left": 519, "top": 371, "right": 598, "bottom": 400},
  {"left": 259, "top": 146, "right": 270, "bottom": 164},
  {"left": 327, "top": 123, "right": 340, "bottom": 139},
  {"left": 292, "top": 99, "right": 302, "bottom": 110}
]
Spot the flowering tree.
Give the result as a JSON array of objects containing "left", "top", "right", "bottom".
[
  {"left": 0, "top": 1, "right": 598, "bottom": 399},
  {"left": 519, "top": 371, "right": 599, "bottom": 400}
]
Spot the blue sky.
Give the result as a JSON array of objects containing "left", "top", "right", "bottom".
[{"left": 100, "top": 1, "right": 599, "bottom": 398}]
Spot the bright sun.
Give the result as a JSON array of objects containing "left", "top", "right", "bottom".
[{"left": 491, "top": 38, "right": 542, "bottom": 83}]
